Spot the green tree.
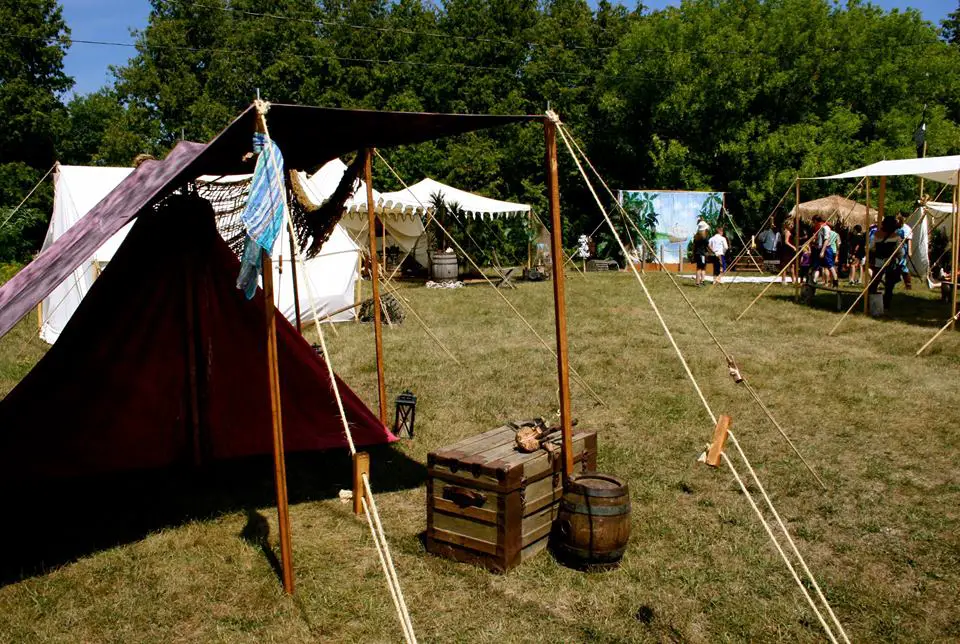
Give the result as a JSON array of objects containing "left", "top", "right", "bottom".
[{"left": 0, "top": 0, "right": 71, "bottom": 262}]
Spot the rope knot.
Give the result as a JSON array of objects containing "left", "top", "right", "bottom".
[
  {"left": 254, "top": 99, "right": 272, "bottom": 116},
  {"left": 727, "top": 356, "right": 744, "bottom": 384},
  {"left": 545, "top": 109, "right": 562, "bottom": 125}
]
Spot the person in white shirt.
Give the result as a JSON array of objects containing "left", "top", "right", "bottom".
[{"left": 708, "top": 227, "right": 729, "bottom": 283}]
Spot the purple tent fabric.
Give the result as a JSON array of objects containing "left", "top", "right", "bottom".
[
  {"left": 0, "top": 106, "right": 541, "bottom": 339},
  {"left": 0, "top": 142, "right": 207, "bottom": 339}
]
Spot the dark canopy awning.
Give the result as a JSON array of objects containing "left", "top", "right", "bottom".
[{"left": 0, "top": 105, "right": 541, "bottom": 338}]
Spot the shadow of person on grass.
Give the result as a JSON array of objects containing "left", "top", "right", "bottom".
[{"left": 0, "top": 444, "right": 425, "bottom": 587}]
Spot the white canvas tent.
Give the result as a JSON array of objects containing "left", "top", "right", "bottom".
[
  {"left": 297, "top": 160, "right": 431, "bottom": 267},
  {"left": 820, "top": 155, "right": 960, "bottom": 185},
  {"left": 815, "top": 156, "right": 960, "bottom": 281},
  {"left": 301, "top": 160, "right": 531, "bottom": 269},
  {"left": 39, "top": 165, "right": 360, "bottom": 344},
  {"left": 378, "top": 177, "right": 530, "bottom": 220}
]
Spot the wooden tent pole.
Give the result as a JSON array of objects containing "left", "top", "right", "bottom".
[
  {"left": 544, "top": 118, "right": 574, "bottom": 480},
  {"left": 288, "top": 229, "right": 302, "bottom": 334},
  {"left": 364, "top": 149, "right": 388, "bottom": 426},
  {"left": 262, "top": 250, "right": 295, "bottom": 594},
  {"left": 794, "top": 178, "right": 801, "bottom": 300},
  {"left": 952, "top": 176, "right": 959, "bottom": 330},
  {"left": 919, "top": 140, "right": 927, "bottom": 198},
  {"left": 863, "top": 177, "right": 871, "bottom": 315}
]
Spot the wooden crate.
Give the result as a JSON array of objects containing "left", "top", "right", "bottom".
[{"left": 426, "top": 423, "right": 597, "bottom": 572}]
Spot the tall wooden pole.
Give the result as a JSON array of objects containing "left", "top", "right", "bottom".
[
  {"left": 262, "top": 250, "right": 295, "bottom": 594},
  {"left": 952, "top": 177, "right": 959, "bottom": 330},
  {"left": 918, "top": 140, "right": 928, "bottom": 199},
  {"left": 863, "top": 177, "right": 871, "bottom": 315},
  {"left": 364, "top": 149, "right": 388, "bottom": 426},
  {"left": 287, "top": 228, "right": 302, "bottom": 334},
  {"left": 544, "top": 120, "right": 574, "bottom": 480},
  {"left": 794, "top": 179, "right": 800, "bottom": 300}
]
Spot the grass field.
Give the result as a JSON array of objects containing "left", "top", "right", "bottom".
[{"left": 2, "top": 270, "right": 960, "bottom": 642}]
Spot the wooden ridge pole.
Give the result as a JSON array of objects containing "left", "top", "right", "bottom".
[
  {"left": 262, "top": 250, "right": 295, "bottom": 594},
  {"left": 863, "top": 177, "right": 871, "bottom": 315},
  {"left": 545, "top": 118, "right": 575, "bottom": 481},
  {"left": 365, "top": 149, "right": 388, "bottom": 426}
]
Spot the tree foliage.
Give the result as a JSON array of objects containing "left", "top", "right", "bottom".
[{"left": 4, "top": 0, "right": 960, "bottom": 263}]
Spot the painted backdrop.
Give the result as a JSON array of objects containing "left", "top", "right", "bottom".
[{"left": 618, "top": 191, "right": 723, "bottom": 263}]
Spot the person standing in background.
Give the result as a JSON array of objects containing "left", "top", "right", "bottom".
[
  {"left": 693, "top": 229, "right": 709, "bottom": 287},
  {"left": 811, "top": 215, "right": 833, "bottom": 285},
  {"left": 827, "top": 225, "right": 841, "bottom": 288},
  {"left": 708, "top": 226, "right": 729, "bottom": 284},
  {"left": 897, "top": 213, "right": 913, "bottom": 290},
  {"left": 780, "top": 219, "right": 797, "bottom": 286},
  {"left": 870, "top": 215, "right": 904, "bottom": 310},
  {"left": 848, "top": 224, "right": 865, "bottom": 285},
  {"left": 757, "top": 221, "right": 780, "bottom": 261}
]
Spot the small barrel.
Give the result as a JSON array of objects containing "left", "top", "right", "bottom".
[
  {"left": 553, "top": 473, "right": 631, "bottom": 570},
  {"left": 431, "top": 252, "right": 458, "bottom": 280}
]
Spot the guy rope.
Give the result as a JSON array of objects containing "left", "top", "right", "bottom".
[
  {"left": 561, "top": 125, "right": 826, "bottom": 491},
  {"left": 552, "top": 113, "right": 849, "bottom": 642},
  {"left": 374, "top": 149, "right": 607, "bottom": 408},
  {"left": 256, "top": 101, "right": 417, "bottom": 643}
]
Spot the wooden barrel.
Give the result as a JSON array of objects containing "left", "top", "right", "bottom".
[
  {"left": 553, "top": 473, "right": 630, "bottom": 570},
  {"left": 431, "top": 252, "right": 458, "bottom": 280}
]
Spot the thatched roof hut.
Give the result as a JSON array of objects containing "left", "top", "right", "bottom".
[{"left": 787, "top": 195, "right": 877, "bottom": 228}]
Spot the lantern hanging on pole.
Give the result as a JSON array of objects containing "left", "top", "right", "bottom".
[{"left": 394, "top": 390, "right": 416, "bottom": 438}]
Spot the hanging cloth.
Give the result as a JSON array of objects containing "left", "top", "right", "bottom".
[{"left": 237, "top": 134, "right": 286, "bottom": 299}]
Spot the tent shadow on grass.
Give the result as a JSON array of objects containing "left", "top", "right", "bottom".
[
  {"left": 0, "top": 444, "right": 425, "bottom": 587},
  {"left": 768, "top": 290, "right": 952, "bottom": 328}
]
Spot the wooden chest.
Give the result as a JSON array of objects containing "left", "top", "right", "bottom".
[{"left": 426, "top": 423, "right": 597, "bottom": 572}]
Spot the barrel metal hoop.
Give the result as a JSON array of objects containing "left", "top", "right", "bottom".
[
  {"left": 559, "top": 500, "right": 631, "bottom": 516},
  {"left": 566, "top": 486, "right": 629, "bottom": 499},
  {"left": 557, "top": 543, "right": 627, "bottom": 561}
]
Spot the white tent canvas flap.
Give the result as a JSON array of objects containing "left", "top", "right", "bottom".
[
  {"left": 40, "top": 165, "right": 135, "bottom": 344},
  {"left": 819, "top": 155, "right": 960, "bottom": 186},
  {"left": 40, "top": 165, "right": 360, "bottom": 344},
  {"left": 380, "top": 177, "right": 531, "bottom": 219}
]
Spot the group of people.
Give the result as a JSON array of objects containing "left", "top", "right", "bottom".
[
  {"left": 692, "top": 219, "right": 730, "bottom": 286},
  {"left": 759, "top": 213, "right": 913, "bottom": 309}
]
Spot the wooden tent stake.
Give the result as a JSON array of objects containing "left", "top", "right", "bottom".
[
  {"left": 364, "top": 149, "right": 388, "bottom": 426},
  {"left": 353, "top": 452, "right": 370, "bottom": 515},
  {"left": 705, "top": 415, "right": 732, "bottom": 467},
  {"left": 545, "top": 118, "right": 575, "bottom": 480},
  {"left": 262, "top": 250, "right": 295, "bottom": 595}
]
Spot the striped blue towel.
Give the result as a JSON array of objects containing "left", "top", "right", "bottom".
[{"left": 237, "top": 138, "right": 286, "bottom": 299}]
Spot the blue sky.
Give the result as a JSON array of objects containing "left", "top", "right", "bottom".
[{"left": 61, "top": 0, "right": 954, "bottom": 96}]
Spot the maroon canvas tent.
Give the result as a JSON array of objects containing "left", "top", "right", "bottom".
[
  {"left": 0, "top": 105, "right": 539, "bottom": 479},
  {"left": 0, "top": 195, "right": 394, "bottom": 479}
]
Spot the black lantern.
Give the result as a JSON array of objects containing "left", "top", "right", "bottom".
[{"left": 394, "top": 390, "right": 417, "bottom": 438}]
